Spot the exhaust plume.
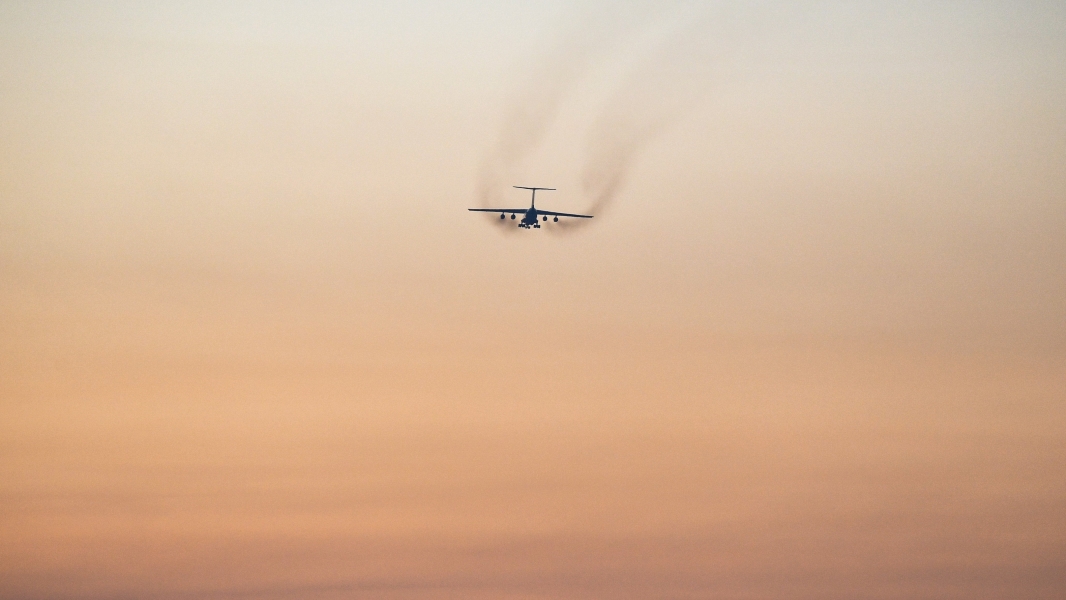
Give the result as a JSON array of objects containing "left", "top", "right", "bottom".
[
  {"left": 570, "top": 13, "right": 711, "bottom": 231},
  {"left": 478, "top": 2, "right": 709, "bottom": 234},
  {"left": 475, "top": 10, "right": 627, "bottom": 232}
]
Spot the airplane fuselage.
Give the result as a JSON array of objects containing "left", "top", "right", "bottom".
[{"left": 519, "top": 208, "right": 541, "bottom": 228}]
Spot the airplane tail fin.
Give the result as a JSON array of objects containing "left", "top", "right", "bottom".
[{"left": 513, "top": 186, "right": 555, "bottom": 209}]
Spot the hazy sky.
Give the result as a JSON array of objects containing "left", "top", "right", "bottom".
[{"left": 2, "top": 2, "right": 1064, "bottom": 599}]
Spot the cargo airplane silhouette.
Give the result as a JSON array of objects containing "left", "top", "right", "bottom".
[{"left": 469, "top": 186, "right": 592, "bottom": 229}]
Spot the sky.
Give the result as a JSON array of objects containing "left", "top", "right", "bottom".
[{"left": 1, "top": 1, "right": 1065, "bottom": 598}]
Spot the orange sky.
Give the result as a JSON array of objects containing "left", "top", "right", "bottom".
[{"left": 2, "top": 2, "right": 1065, "bottom": 598}]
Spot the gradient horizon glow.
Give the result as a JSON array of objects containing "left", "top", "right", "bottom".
[{"left": 2, "top": 2, "right": 1064, "bottom": 599}]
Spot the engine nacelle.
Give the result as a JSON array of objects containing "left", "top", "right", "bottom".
[
  {"left": 553, "top": 216, "right": 559, "bottom": 222},
  {"left": 510, "top": 214, "right": 516, "bottom": 220}
]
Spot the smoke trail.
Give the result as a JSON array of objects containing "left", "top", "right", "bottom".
[
  {"left": 579, "top": 107, "right": 672, "bottom": 219},
  {"left": 547, "top": 111, "right": 670, "bottom": 235},
  {"left": 475, "top": 7, "right": 635, "bottom": 233},
  {"left": 560, "top": 13, "right": 711, "bottom": 233},
  {"left": 477, "top": 2, "right": 707, "bottom": 233}
]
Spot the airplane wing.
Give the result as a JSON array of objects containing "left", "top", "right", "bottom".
[
  {"left": 468, "top": 208, "right": 529, "bottom": 213},
  {"left": 533, "top": 209, "right": 593, "bottom": 219}
]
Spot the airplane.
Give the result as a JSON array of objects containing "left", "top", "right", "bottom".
[{"left": 469, "top": 186, "right": 593, "bottom": 229}]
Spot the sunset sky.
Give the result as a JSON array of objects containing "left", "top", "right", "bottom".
[{"left": 2, "top": 2, "right": 1064, "bottom": 598}]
